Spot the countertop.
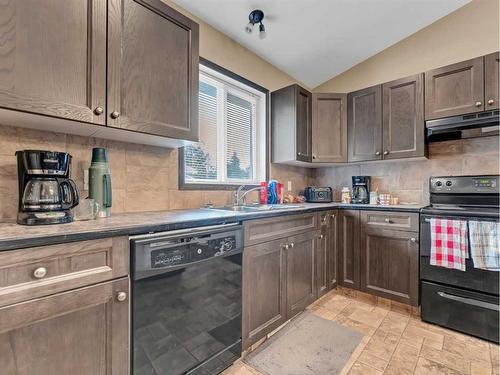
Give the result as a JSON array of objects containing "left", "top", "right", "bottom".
[{"left": 0, "top": 202, "right": 424, "bottom": 251}]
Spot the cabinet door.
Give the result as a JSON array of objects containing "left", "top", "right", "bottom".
[
  {"left": 338, "top": 210, "right": 360, "bottom": 289},
  {"left": 316, "top": 211, "right": 338, "bottom": 298},
  {"left": 328, "top": 211, "right": 339, "bottom": 289},
  {"left": 348, "top": 85, "right": 383, "bottom": 162},
  {"left": 0, "top": 278, "right": 129, "bottom": 375},
  {"left": 296, "top": 86, "right": 312, "bottom": 162},
  {"left": 485, "top": 52, "right": 500, "bottom": 110},
  {"left": 0, "top": 0, "right": 106, "bottom": 124},
  {"left": 286, "top": 231, "right": 317, "bottom": 318},
  {"left": 425, "top": 57, "right": 484, "bottom": 120},
  {"left": 243, "top": 239, "right": 286, "bottom": 349},
  {"left": 312, "top": 93, "right": 347, "bottom": 162},
  {"left": 108, "top": 0, "right": 199, "bottom": 141},
  {"left": 360, "top": 225, "right": 419, "bottom": 306},
  {"left": 382, "top": 74, "right": 425, "bottom": 159}
]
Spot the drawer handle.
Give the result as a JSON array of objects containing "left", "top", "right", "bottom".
[
  {"left": 33, "top": 267, "right": 47, "bottom": 279},
  {"left": 437, "top": 291, "right": 499, "bottom": 311},
  {"left": 384, "top": 218, "right": 392, "bottom": 223},
  {"left": 116, "top": 292, "right": 127, "bottom": 302}
]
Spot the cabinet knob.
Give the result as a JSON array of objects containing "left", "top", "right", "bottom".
[
  {"left": 33, "top": 267, "right": 47, "bottom": 279},
  {"left": 384, "top": 218, "right": 392, "bottom": 223},
  {"left": 297, "top": 152, "right": 302, "bottom": 156},
  {"left": 312, "top": 154, "right": 317, "bottom": 159},
  {"left": 94, "top": 106, "right": 104, "bottom": 115},
  {"left": 475, "top": 101, "right": 482, "bottom": 107},
  {"left": 284, "top": 244, "right": 290, "bottom": 250},
  {"left": 488, "top": 99, "right": 495, "bottom": 105},
  {"left": 410, "top": 238, "right": 417, "bottom": 243},
  {"left": 116, "top": 292, "right": 127, "bottom": 302},
  {"left": 330, "top": 214, "right": 335, "bottom": 219},
  {"left": 110, "top": 111, "right": 120, "bottom": 119},
  {"left": 375, "top": 151, "right": 381, "bottom": 156},
  {"left": 383, "top": 150, "right": 389, "bottom": 155},
  {"left": 319, "top": 234, "right": 324, "bottom": 240},
  {"left": 289, "top": 242, "right": 294, "bottom": 248}
]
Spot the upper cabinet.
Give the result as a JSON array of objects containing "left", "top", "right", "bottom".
[
  {"left": 485, "top": 52, "right": 500, "bottom": 110},
  {"left": 425, "top": 57, "right": 485, "bottom": 120},
  {"left": 107, "top": 0, "right": 199, "bottom": 141},
  {"left": 382, "top": 74, "right": 426, "bottom": 159},
  {"left": 312, "top": 94, "right": 348, "bottom": 163},
  {"left": 347, "top": 85, "right": 383, "bottom": 162},
  {"left": 0, "top": 0, "right": 199, "bottom": 144},
  {"left": 272, "top": 84, "right": 312, "bottom": 163},
  {"left": 0, "top": 0, "right": 107, "bottom": 124}
]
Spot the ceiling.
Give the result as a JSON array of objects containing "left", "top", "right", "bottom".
[{"left": 173, "top": 0, "right": 471, "bottom": 88}]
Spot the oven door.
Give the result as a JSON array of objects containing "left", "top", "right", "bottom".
[{"left": 420, "top": 214, "right": 499, "bottom": 295}]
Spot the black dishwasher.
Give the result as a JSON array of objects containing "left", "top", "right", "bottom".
[{"left": 130, "top": 223, "right": 243, "bottom": 375}]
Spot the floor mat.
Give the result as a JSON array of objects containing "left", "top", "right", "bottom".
[{"left": 244, "top": 311, "right": 363, "bottom": 375}]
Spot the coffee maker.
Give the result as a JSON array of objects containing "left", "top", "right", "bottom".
[
  {"left": 16, "top": 150, "right": 79, "bottom": 225},
  {"left": 352, "top": 176, "right": 371, "bottom": 204}
]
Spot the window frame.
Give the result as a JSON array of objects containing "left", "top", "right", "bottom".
[{"left": 179, "top": 58, "right": 269, "bottom": 191}]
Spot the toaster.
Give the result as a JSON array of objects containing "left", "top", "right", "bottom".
[{"left": 304, "top": 187, "right": 333, "bottom": 203}]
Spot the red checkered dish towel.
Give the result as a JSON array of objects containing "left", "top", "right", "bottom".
[{"left": 430, "top": 218, "right": 468, "bottom": 271}]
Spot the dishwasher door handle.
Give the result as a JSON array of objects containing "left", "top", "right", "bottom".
[{"left": 437, "top": 291, "right": 500, "bottom": 311}]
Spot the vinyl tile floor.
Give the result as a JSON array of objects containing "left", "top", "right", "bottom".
[{"left": 222, "top": 289, "right": 500, "bottom": 375}]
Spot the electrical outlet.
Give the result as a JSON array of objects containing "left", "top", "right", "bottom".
[
  {"left": 287, "top": 181, "right": 292, "bottom": 192},
  {"left": 83, "top": 169, "right": 89, "bottom": 191}
]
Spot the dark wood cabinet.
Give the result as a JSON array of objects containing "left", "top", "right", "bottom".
[
  {"left": 382, "top": 74, "right": 426, "bottom": 159},
  {"left": 0, "top": 278, "right": 130, "bottom": 375},
  {"left": 108, "top": 0, "right": 199, "bottom": 141},
  {"left": 242, "top": 239, "right": 286, "bottom": 349},
  {"left": 485, "top": 52, "right": 500, "bottom": 110},
  {"left": 425, "top": 57, "right": 485, "bottom": 120},
  {"left": 272, "top": 84, "right": 312, "bottom": 163},
  {"left": 312, "top": 94, "right": 348, "bottom": 163},
  {"left": 286, "top": 231, "right": 317, "bottom": 318},
  {"left": 316, "top": 210, "right": 338, "bottom": 298},
  {"left": 0, "top": 0, "right": 107, "bottom": 124},
  {"left": 360, "top": 224, "right": 419, "bottom": 306},
  {"left": 347, "top": 85, "right": 383, "bottom": 162},
  {"left": 338, "top": 210, "right": 360, "bottom": 289}
]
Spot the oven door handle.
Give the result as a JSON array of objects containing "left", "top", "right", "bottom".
[{"left": 437, "top": 291, "right": 499, "bottom": 311}]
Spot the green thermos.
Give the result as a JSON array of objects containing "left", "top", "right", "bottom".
[{"left": 89, "top": 148, "right": 112, "bottom": 218}]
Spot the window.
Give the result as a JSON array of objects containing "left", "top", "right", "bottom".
[{"left": 180, "top": 61, "right": 268, "bottom": 189}]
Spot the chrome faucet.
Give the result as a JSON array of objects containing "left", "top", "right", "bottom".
[{"left": 233, "top": 185, "right": 261, "bottom": 206}]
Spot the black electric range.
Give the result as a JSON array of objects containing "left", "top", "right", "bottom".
[{"left": 420, "top": 175, "right": 499, "bottom": 343}]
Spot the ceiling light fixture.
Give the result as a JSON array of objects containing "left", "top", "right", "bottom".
[{"left": 245, "top": 9, "right": 266, "bottom": 39}]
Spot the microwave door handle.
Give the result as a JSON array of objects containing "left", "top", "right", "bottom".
[{"left": 437, "top": 291, "right": 500, "bottom": 311}]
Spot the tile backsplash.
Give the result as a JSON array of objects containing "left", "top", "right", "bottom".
[
  {"left": 315, "top": 137, "right": 499, "bottom": 204},
  {"left": 0, "top": 124, "right": 314, "bottom": 220}
]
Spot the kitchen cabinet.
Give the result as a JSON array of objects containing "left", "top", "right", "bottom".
[
  {"left": 0, "top": 0, "right": 199, "bottom": 145},
  {"left": 272, "top": 84, "right": 312, "bottom": 163},
  {"left": 360, "top": 211, "right": 419, "bottom": 306},
  {"left": 286, "top": 231, "right": 317, "bottom": 318},
  {"left": 108, "top": 0, "right": 199, "bottom": 141},
  {"left": 312, "top": 94, "right": 348, "bottom": 163},
  {"left": 382, "top": 74, "right": 426, "bottom": 159},
  {"left": 485, "top": 52, "right": 500, "bottom": 110},
  {"left": 0, "top": 278, "right": 129, "bottom": 375},
  {"left": 347, "top": 85, "right": 383, "bottom": 162},
  {"left": 425, "top": 57, "right": 485, "bottom": 120},
  {"left": 0, "top": 0, "right": 107, "bottom": 125},
  {"left": 316, "top": 210, "right": 338, "bottom": 298},
  {"left": 243, "top": 238, "right": 287, "bottom": 349},
  {"left": 338, "top": 210, "right": 361, "bottom": 289}
]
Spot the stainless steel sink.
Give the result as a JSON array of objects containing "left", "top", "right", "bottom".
[{"left": 210, "top": 204, "right": 305, "bottom": 212}]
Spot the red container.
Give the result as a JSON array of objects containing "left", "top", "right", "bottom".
[{"left": 260, "top": 182, "right": 268, "bottom": 204}]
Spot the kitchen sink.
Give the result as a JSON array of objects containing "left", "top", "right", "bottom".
[{"left": 211, "top": 204, "right": 305, "bottom": 212}]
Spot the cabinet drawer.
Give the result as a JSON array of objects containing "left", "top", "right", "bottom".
[
  {"left": 244, "top": 213, "right": 318, "bottom": 246},
  {"left": 0, "top": 237, "right": 129, "bottom": 307},
  {"left": 361, "top": 210, "right": 419, "bottom": 232}
]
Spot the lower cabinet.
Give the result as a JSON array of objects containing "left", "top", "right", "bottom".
[
  {"left": 360, "top": 226, "right": 419, "bottom": 305},
  {"left": 316, "top": 210, "right": 338, "bottom": 298},
  {"left": 286, "top": 231, "right": 317, "bottom": 318},
  {"left": 0, "top": 277, "right": 130, "bottom": 374},
  {"left": 338, "top": 210, "right": 361, "bottom": 289},
  {"left": 242, "top": 239, "right": 287, "bottom": 349}
]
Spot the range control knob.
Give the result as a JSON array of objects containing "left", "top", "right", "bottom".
[
  {"left": 445, "top": 181, "right": 452, "bottom": 187},
  {"left": 223, "top": 240, "right": 233, "bottom": 251},
  {"left": 435, "top": 181, "right": 442, "bottom": 187}
]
